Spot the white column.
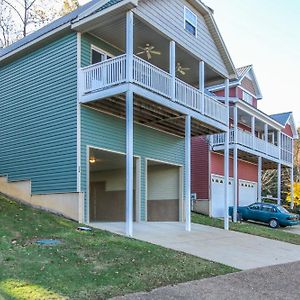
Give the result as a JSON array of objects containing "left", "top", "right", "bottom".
[
  {"left": 169, "top": 41, "right": 176, "bottom": 101},
  {"left": 264, "top": 124, "right": 268, "bottom": 153},
  {"left": 233, "top": 105, "right": 238, "bottom": 222},
  {"left": 277, "top": 131, "right": 281, "bottom": 159},
  {"left": 126, "top": 90, "right": 134, "bottom": 237},
  {"left": 277, "top": 163, "right": 281, "bottom": 205},
  {"left": 126, "top": 11, "right": 134, "bottom": 82},
  {"left": 251, "top": 116, "right": 255, "bottom": 148},
  {"left": 291, "top": 166, "right": 294, "bottom": 209},
  {"left": 258, "top": 157, "right": 262, "bottom": 201},
  {"left": 199, "top": 61, "right": 205, "bottom": 113},
  {"left": 224, "top": 78, "right": 230, "bottom": 230},
  {"left": 185, "top": 115, "right": 191, "bottom": 232}
]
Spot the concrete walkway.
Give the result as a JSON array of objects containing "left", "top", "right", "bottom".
[
  {"left": 283, "top": 224, "right": 300, "bottom": 235},
  {"left": 92, "top": 222, "right": 300, "bottom": 270},
  {"left": 112, "top": 261, "right": 300, "bottom": 300}
]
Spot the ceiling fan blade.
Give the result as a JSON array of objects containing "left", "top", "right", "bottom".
[
  {"left": 146, "top": 51, "right": 152, "bottom": 60},
  {"left": 180, "top": 70, "right": 186, "bottom": 75},
  {"left": 138, "top": 46, "right": 146, "bottom": 50},
  {"left": 150, "top": 50, "right": 161, "bottom": 55},
  {"left": 148, "top": 46, "right": 155, "bottom": 51},
  {"left": 182, "top": 67, "right": 191, "bottom": 71},
  {"left": 136, "top": 51, "right": 145, "bottom": 55}
]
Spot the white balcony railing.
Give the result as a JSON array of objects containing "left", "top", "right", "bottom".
[
  {"left": 81, "top": 55, "right": 127, "bottom": 93},
  {"left": 132, "top": 55, "right": 172, "bottom": 98},
  {"left": 211, "top": 128, "right": 293, "bottom": 164},
  {"left": 80, "top": 55, "right": 228, "bottom": 125}
]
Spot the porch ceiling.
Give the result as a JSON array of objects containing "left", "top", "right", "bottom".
[
  {"left": 89, "top": 14, "right": 222, "bottom": 85},
  {"left": 84, "top": 93, "right": 221, "bottom": 137}
]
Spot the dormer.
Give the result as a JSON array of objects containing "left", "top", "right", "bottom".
[{"left": 208, "top": 65, "right": 262, "bottom": 108}]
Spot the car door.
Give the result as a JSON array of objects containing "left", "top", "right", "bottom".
[
  {"left": 246, "top": 203, "right": 262, "bottom": 221},
  {"left": 260, "top": 204, "right": 274, "bottom": 223}
]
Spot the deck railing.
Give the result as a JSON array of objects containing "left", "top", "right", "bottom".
[
  {"left": 81, "top": 55, "right": 126, "bottom": 93},
  {"left": 80, "top": 55, "right": 228, "bottom": 125},
  {"left": 132, "top": 55, "right": 172, "bottom": 98},
  {"left": 210, "top": 128, "right": 294, "bottom": 163}
]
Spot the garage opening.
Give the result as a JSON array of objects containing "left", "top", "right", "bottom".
[
  {"left": 89, "top": 148, "right": 138, "bottom": 222},
  {"left": 147, "top": 160, "right": 182, "bottom": 222}
]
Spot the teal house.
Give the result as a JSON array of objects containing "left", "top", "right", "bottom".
[{"left": 0, "top": 0, "right": 236, "bottom": 236}]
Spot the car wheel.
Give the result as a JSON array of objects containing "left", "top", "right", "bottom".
[{"left": 269, "top": 219, "right": 279, "bottom": 229}]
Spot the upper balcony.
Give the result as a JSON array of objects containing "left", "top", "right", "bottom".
[
  {"left": 76, "top": 8, "right": 234, "bottom": 136},
  {"left": 80, "top": 54, "right": 227, "bottom": 125}
]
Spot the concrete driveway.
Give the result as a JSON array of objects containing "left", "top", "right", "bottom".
[
  {"left": 92, "top": 222, "right": 300, "bottom": 270},
  {"left": 112, "top": 261, "right": 300, "bottom": 300},
  {"left": 283, "top": 225, "right": 300, "bottom": 235}
]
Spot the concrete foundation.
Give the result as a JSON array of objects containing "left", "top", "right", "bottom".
[{"left": 0, "top": 175, "right": 83, "bottom": 221}]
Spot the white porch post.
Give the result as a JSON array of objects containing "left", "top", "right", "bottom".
[
  {"left": 264, "top": 123, "right": 268, "bottom": 153},
  {"left": 224, "top": 78, "right": 230, "bottom": 230},
  {"left": 185, "top": 115, "right": 191, "bottom": 232},
  {"left": 126, "top": 11, "right": 134, "bottom": 82},
  {"left": 291, "top": 165, "right": 294, "bottom": 209},
  {"left": 251, "top": 116, "right": 255, "bottom": 148},
  {"left": 277, "top": 131, "right": 281, "bottom": 160},
  {"left": 170, "top": 41, "right": 176, "bottom": 101},
  {"left": 258, "top": 157, "right": 262, "bottom": 201},
  {"left": 233, "top": 105, "right": 238, "bottom": 222},
  {"left": 277, "top": 163, "right": 281, "bottom": 205},
  {"left": 199, "top": 61, "right": 205, "bottom": 113},
  {"left": 126, "top": 90, "right": 134, "bottom": 237}
]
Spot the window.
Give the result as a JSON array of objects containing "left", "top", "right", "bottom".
[
  {"left": 184, "top": 7, "right": 197, "bottom": 36},
  {"left": 262, "top": 205, "right": 274, "bottom": 212},
  {"left": 242, "top": 91, "right": 253, "bottom": 104},
  {"left": 249, "top": 204, "right": 260, "bottom": 210},
  {"left": 91, "top": 46, "right": 112, "bottom": 64}
]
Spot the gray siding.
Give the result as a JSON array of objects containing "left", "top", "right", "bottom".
[
  {"left": 0, "top": 33, "right": 78, "bottom": 194},
  {"left": 133, "top": 0, "right": 228, "bottom": 76}
]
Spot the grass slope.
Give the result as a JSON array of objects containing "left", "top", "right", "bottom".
[
  {"left": 192, "top": 212, "right": 300, "bottom": 245},
  {"left": 0, "top": 196, "right": 236, "bottom": 300}
]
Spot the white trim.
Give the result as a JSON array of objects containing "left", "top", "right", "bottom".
[
  {"left": 77, "top": 33, "right": 82, "bottom": 193},
  {"left": 90, "top": 44, "right": 114, "bottom": 64},
  {"left": 0, "top": 23, "right": 70, "bottom": 63},
  {"left": 71, "top": 0, "right": 138, "bottom": 31},
  {"left": 85, "top": 145, "right": 141, "bottom": 225},
  {"left": 184, "top": 6, "right": 198, "bottom": 37},
  {"left": 185, "top": 114, "right": 191, "bottom": 231}
]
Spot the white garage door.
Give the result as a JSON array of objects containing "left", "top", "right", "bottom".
[
  {"left": 211, "top": 175, "right": 234, "bottom": 218},
  {"left": 239, "top": 180, "right": 258, "bottom": 206}
]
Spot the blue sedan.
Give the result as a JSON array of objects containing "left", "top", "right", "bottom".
[{"left": 229, "top": 202, "right": 300, "bottom": 228}]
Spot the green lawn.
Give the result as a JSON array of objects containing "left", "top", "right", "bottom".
[
  {"left": 192, "top": 212, "right": 300, "bottom": 245},
  {"left": 0, "top": 196, "right": 237, "bottom": 300}
]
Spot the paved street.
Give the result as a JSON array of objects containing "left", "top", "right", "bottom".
[{"left": 113, "top": 261, "right": 300, "bottom": 300}]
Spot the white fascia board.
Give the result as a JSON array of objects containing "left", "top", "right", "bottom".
[
  {"left": 0, "top": 23, "right": 70, "bottom": 63},
  {"left": 236, "top": 100, "right": 284, "bottom": 130},
  {"left": 286, "top": 113, "right": 299, "bottom": 139},
  {"left": 71, "top": 0, "right": 138, "bottom": 31}
]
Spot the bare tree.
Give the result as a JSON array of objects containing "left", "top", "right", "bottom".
[{"left": 0, "top": 0, "right": 80, "bottom": 48}]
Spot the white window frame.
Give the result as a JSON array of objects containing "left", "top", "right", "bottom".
[
  {"left": 242, "top": 91, "right": 253, "bottom": 104},
  {"left": 91, "top": 45, "right": 113, "bottom": 64},
  {"left": 184, "top": 6, "right": 197, "bottom": 37}
]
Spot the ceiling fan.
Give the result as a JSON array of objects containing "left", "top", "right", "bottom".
[
  {"left": 176, "top": 62, "right": 190, "bottom": 75},
  {"left": 136, "top": 44, "right": 161, "bottom": 60}
]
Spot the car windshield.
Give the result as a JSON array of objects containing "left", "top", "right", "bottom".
[{"left": 277, "top": 206, "right": 289, "bottom": 214}]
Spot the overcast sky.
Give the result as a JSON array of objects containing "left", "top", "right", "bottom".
[{"left": 79, "top": 0, "right": 300, "bottom": 125}]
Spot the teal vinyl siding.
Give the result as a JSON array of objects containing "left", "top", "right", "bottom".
[
  {"left": 81, "top": 33, "right": 122, "bottom": 67},
  {"left": 0, "top": 33, "right": 78, "bottom": 194},
  {"left": 81, "top": 106, "right": 185, "bottom": 222}
]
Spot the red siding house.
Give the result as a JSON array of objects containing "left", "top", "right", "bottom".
[{"left": 192, "top": 65, "right": 298, "bottom": 217}]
